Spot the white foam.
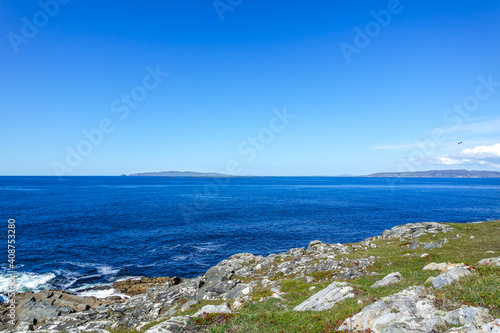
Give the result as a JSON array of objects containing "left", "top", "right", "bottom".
[
  {"left": 75, "top": 288, "right": 129, "bottom": 299},
  {"left": 0, "top": 272, "right": 56, "bottom": 293},
  {"left": 97, "top": 265, "right": 120, "bottom": 275},
  {"left": 59, "top": 261, "right": 120, "bottom": 276},
  {"left": 192, "top": 243, "right": 226, "bottom": 251}
]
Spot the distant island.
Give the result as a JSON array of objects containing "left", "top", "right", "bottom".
[
  {"left": 364, "top": 169, "right": 500, "bottom": 178},
  {"left": 128, "top": 171, "right": 231, "bottom": 178},
  {"left": 128, "top": 169, "right": 500, "bottom": 178}
]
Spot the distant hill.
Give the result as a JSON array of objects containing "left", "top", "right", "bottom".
[
  {"left": 364, "top": 169, "right": 500, "bottom": 178},
  {"left": 128, "top": 171, "right": 230, "bottom": 178}
]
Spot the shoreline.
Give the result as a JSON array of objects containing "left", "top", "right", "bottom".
[
  {"left": 2, "top": 218, "right": 497, "bottom": 300},
  {"left": 1, "top": 219, "right": 499, "bottom": 332},
  {"left": 1, "top": 219, "right": 498, "bottom": 299}
]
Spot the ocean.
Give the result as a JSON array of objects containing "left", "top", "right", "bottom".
[{"left": 1, "top": 176, "right": 499, "bottom": 299}]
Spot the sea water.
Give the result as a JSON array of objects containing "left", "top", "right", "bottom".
[{"left": 1, "top": 176, "right": 499, "bottom": 298}]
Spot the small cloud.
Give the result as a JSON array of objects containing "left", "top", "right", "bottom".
[
  {"left": 432, "top": 156, "right": 466, "bottom": 165},
  {"left": 431, "top": 143, "right": 500, "bottom": 168},
  {"left": 459, "top": 143, "right": 500, "bottom": 160}
]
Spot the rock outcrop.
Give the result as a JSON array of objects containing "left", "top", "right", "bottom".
[
  {"left": 1, "top": 221, "right": 497, "bottom": 333},
  {"left": 477, "top": 257, "right": 500, "bottom": 267},
  {"left": 371, "top": 272, "right": 403, "bottom": 288},
  {"left": 338, "top": 286, "right": 445, "bottom": 332},
  {"left": 0, "top": 290, "right": 121, "bottom": 331},
  {"left": 431, "top": 267, "right": 471, "bottom": 289},
  {"left": 293, "top": 282, "right": 354, "bottom": 311},
  {"left": 113, "top": 277, "right": 183, "bottom": 296},
  {"left": 381, "top": 222, "right": 454, "bottom": 240}
]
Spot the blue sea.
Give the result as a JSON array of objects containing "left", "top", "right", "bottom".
[{"left": 1, "top": 176, "right": 499, "bottom": 298}]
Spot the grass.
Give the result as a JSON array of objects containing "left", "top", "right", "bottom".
[
  {"left": 182, "top": 299, "right": 228, "bottom": 316},
  {"left": 107, "top": 319, "right": 166, "bottom": 333},
  {"left": 434, "top": 265, "right": 500, "bottom": 318},
  {"left": 250, "top": 285, "right": 273, "bottom": 302},
  {"left": 190, "top": 220, "right": 500, "bottom": 332}
]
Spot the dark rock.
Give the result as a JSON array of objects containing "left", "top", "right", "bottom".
[{"left": 195, "top": 280, "right": 240, "bottom": 300}]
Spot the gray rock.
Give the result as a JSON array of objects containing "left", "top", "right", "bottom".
[
  {"left": 144, "top": 315, "right": 190, "bottom": 333},
  {"left": 431, "top": 267, "right": 471, "bottom": 289},
  {"left": 195, "top": 280, "right": 239, "bottom": 300},
  {"left": 481, "top": 318, "right": 500, "bottom": 332},
  {"left": 408, "top": 242, "right": 421, "bottom": 250},
  {"left": 293, "top": 282, "right": 354, "bottom": 312},
  {"left": 204, "top": 266, "right": 234, "bottom": 284},
  {"left": 338, "top": 286, "right": 445, "bottom": 333},
  {"left": 307, "top": 240, "right": 323, "bottom": 250},
  {"left": 477, "top": 257, "right": 500, "bottom": 267},
  {"left": 445, "top": 323, "right": 482, "bottom": 332},
  {"left": 224, "top": 284, "right": 253, "bottom": 300},
  {"left": 193, "top": 303, "right": 231, "bottom": 317},
  {"left": 382, "top": 222, "right": 454, "bottom": 240},
  {"left": 422, "top": 241, "right": 443, "bottom": 250},
  {"left": 444, "top": 307, "right": 493, "bottom": 327},
  {"left": 423, "top": 262, "right": 448, "bottom": 271},
  {"left": 371, "top": 272, "right": 403, "bottom": 288}
]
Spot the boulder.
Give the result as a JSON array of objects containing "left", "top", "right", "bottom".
[
  {"left": 441, "top": 263, "right": 468, "bottom": 272},
  {"left": 195, "top": 280, "right": 239, "bottom": 300},
  {"left": 204, "top": 266, "right": 234, "bottom": 284},
  {"left": 444, "top": 307, "right": 493, "bottom": 327},
  {"left": 423, "top": 262, "right": 448, "bottom": 271},
  {"left": 431, "top": 267, "right": 471, "bottom": 289},
  {"left": 371, "top": 272, "right": 403, "bottom": 288},
  {"left": 144, "top": 315, "right": 190, "bottom": 333},
  {"left": 224, "top": 284, "right": 253, "bottom": 300},
  {"left": 307, "top": 240, "right": 323, "bottom": 250},
  {"left": 293, "top": 282, "right": 354, "bottom": 311},
  {"left": 477, "top": 257, "right": 500, "bottom": 267},
  {"left": 382, "top": 222, "right": 454, "bottom": 240},
  {"left": 408, "top": 242, "right": 421, "bottom": 249},
  {"left": 481, "top": 318, "right": 500, "bottom": 332},
  {"left": 422, "top": 241, "right": 443, "bottom": 250},
  {"left": 0, "top": 289, "right": 117, "bottom": 330},
  {"left": 193, "top": 303, "right": 231, "bottom": 317},
  {"left": 338, "top": 286, "right": 445, "bottom": 333},
  {"left": 113, "top": 277, "right": 182, "bottom": 296}
]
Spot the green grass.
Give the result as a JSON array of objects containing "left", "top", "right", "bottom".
[
  {"left": 182, "top": 299, "right": 228, "bottom": 316},
  {"left": 191, "top": 220, "right": 500, "bottom": 332},
  {"left": 434, "top": 265, "right": 500, "bottom": 318},
  {"left": 250, "top": 285, "right": 273, "bottom": 302}
]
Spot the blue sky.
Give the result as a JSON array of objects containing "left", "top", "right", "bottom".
[{"left": 1, "top": 0, "right": 500, "bottom": 176}]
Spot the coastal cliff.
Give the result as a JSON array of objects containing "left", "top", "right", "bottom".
[{"left": 1, "top": 221, "right": 499, "bottom": 333}]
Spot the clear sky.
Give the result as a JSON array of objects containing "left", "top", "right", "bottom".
[{"left": 1, "top": 0, "right": 500, "bottom": 176}]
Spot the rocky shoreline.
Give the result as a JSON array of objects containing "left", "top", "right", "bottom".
[{"left": 1, "top": 221, "right": 499, "bottom": 333}]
